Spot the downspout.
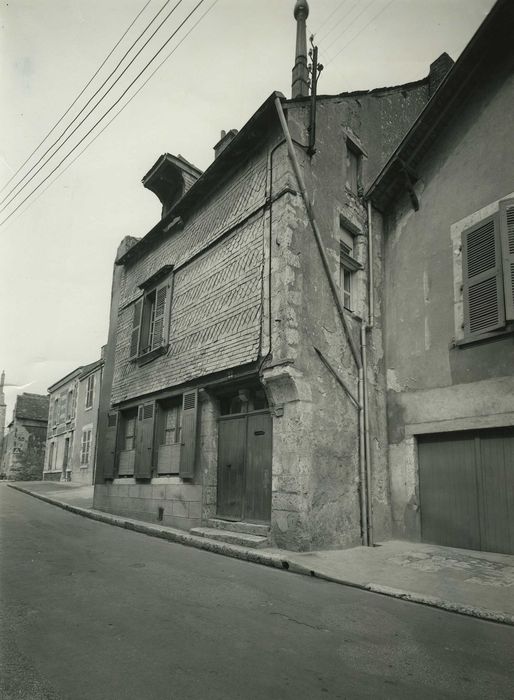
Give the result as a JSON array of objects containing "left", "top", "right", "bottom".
[
  {"left": 367, "top": 199, "right": 374, "bottom": 329},
  {"left": 363, "top": 198, "right": 374, "bottom": 545},
  {"left": 274, "top": 96, "right": 370, "bottom": 546}
]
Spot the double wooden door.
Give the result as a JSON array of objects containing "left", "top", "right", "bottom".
[
  {"left": 418, "top": 427, "right": 514, "bottom": 554},
  {"left": 217, "top": 410, "right": 272, "bottom": 523}
]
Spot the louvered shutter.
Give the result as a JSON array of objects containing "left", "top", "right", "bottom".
[
  {"left": 151, "top": 282, "right": 170, "bottom": 350},
  {"left": 135, "top": 402, "right": 155, "bottom": 478},
  {"left": 98, "top": 411, "right": 119, "bottom": 480},
  {"left": 179, "top": 390, "right": 198, "bottom": 479},
  {"left": 500, "top": 199, "right": 514, "bottom": 320},
  {"left": 129, "top": 299, "right": 143, "bottom": 359},
  {"left": 462, "top": 213, "right": 505, "bottom": 336}
]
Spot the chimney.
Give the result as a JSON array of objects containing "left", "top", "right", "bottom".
[
  {"left": 213, "top": 129, "right": 238, "bottom": 159},
  {"left": 428, "top": 52, "right": 454, "bottom": 96},
  {"left": 292, "top": 1, "right": 310, "bottom": 99}
]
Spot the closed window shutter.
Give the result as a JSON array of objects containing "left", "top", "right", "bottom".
[
  {"left": 151, "top": 283, "right": 169, "bottom": 350},
  {"left": 179, "top": 390, "right": 198, "bottom": 479},
  {"left": 499, "top": 198, "right": 514, "bottom": 320},
  {"left": 98, "top": 411, "right": 118, "bottom": 480},
  {"left": 135, "top": 402, "right": 155, "bottom": 478},
  {"left": 462, "top": 213, "right": 505, "bottom": 336},
  {"left": 129, "top": 299, "right": 143, "bottom": 359}
]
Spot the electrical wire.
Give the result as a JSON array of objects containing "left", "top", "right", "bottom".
[
  {"left": 0, "top": 0, "right": 153, "bottom": 196},
  {"left": 317, "top": 1, "right": 360, "bottom": 45},
  {"left": 324, "top": 0, "right": 377, "bottom": 54},
  {"left": 3, "top": 0, "right": 218, "bottom": 233},
  {"left": 0, "top": 0, "right": 184, "bottom": 211},
  {"left": 0, "top": 0, "right": 209, "bottom": 228},
  {"left": 313, "top": 0, "right": 352, "bottom": 39},
  {"left": 325, "top": 0, "right": 397, "bottom": 66}
]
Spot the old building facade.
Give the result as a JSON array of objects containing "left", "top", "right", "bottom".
[
  {"left": 367, "top": 0, "right": 514, "bottom": 554},
  {"left": 44, "top": 358, "right": 103, "bottom": 483},
  {"left": 93, "top": 1, "right": 456, "bottom": 551},
  {"left": 0, "top": 393, "right": 49, "bottom": 481}
]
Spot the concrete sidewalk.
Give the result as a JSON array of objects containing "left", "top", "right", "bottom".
[{"left": 7, "top": 481, "right": 514, "bottom": 626}]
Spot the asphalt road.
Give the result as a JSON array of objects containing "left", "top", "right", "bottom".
[{"left": 1, "top": 484, "right": 513, "bottom": 700}]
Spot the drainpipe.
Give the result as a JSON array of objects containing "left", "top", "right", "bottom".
[
  {"left": 274, "top": 96, "right": 370, "bottom": 546},
  {"left": 367, "top": 199, "right": 374, "bottom": 329}
]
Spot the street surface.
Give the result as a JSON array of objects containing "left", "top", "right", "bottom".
[{"left": 1, "top": 484, "right": 513, "bottom": 700}]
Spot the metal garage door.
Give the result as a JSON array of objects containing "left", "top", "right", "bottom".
[{"left": 418, "top": 427, "right": 514, "bottom": 554}]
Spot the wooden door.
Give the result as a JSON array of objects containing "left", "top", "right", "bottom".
[
  {"left": 217, "top": 417, "right": 246, "bottom": 520},
  {"left": 245, "top": 413, "right": 272, "bottom": 522},
  {"left": 418, "top": 428, "right": 514, "bottom": 554}
]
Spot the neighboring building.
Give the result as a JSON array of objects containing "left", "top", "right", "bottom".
[
  {"left": 0, "top": 393, "right": 49, "bottom": 480},
  {"left": 366, "top": 0, "right": 514, "bottom": 554},
  {"left": 44, "top": 357, "right": 103, "bottom": 483},
  {"left": 71, "top": 359, "right": 104, "bottom": 484},
  {"left": 94, "top": 1, "right": 454, "bottom": 551}
]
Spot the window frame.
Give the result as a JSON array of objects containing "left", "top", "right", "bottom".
[
  {"left": 85, "top": 375, "right": 95, "bottom": 410},
  {"left": 80, "top": 429, "right": 92, "bottom": 466},
  {"left": 458, "top": 198, "right": 514, "bottom": 344},
  {"left": 129, "top": 267, "right": 174, "bottom": 364},
  {"left": 339, "top": 236, "right": 362, "bottom": 313}
]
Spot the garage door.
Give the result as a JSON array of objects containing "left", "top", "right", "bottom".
[{"left": 418, "top": 427, "right": 514, "bottom": 554}]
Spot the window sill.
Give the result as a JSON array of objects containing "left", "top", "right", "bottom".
[
  {"left": 453, "top": 325, "right": 514, "bottom": 348},
  {"left": 134, "top": 344, "right": 168, "bottom": 366}
]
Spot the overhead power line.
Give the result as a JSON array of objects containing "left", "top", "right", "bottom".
[
  {"left": 0, "top": 0, "right": 153, "bottom": 196},
  {"left": 317, "top": 1, "right": 358, "bottom": 45},
  {"left": 0, "top": 0, "right": 155, "bottom": 197},
  {"left": 5, "top": 0, "right": 221, "bottom": 232},
  {"left": 324, "top": 0, "right": 377, "bottom": 54},
  {"left": 325, "top": 0, "right": 397, "bottom": 66},
  {"left": 0, "top": 0, "right": 184, "bottom": 212},
  {"left": 0, "top": 0, "right": 209, "bottom": 229},
  {"left": 313, "top": 0, "right": 352, "bottom": 39}
]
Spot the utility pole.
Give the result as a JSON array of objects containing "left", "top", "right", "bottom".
[{"left": 307, "top": 36, "right": 323, "bottom": 156}]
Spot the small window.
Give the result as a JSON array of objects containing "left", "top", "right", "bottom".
[
  {"left": 66, "top": 389, "right": 74, "bottom": 420},
  {"left": 124, "top": 417, "right": 136, "bottom": 451},
  {"left": 53, "top": 398, "right": 59, "bottom": 426},
  {"left": 85, "top": 375, "right": 94, "bottom": 409},
  {"left": 462, "top": 199, "right": 514, "bottom": 339},
  {"left": 162, "top": 402, "right": 182, "bottom": 445},
  {"left": 339, "top": 233, "right": 361, "bottom": 312},
  {"left": 130, "top": 273, "right": 172, "bottom": 360},
  {"left": 345, "top": 144, "right": 360, "bottom": 195},
  {"left": 80, "top": 430, "right": 92, "bottom": 465},
  {"left": 219, "top": 386, "right": 268, "bottom": 416}
]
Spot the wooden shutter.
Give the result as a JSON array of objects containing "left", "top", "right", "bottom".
[
  {"left": 98, "top": 411, "right": 118, "bottom": 480},
  {"left": 129, "top": 299, "right": 143, "bottom": 359},
  {"left": 500, "top": 199, "right": 514, "bottom": 320},
  {"left": 179, "top": 390, "right": 198, "bottom": 479},
  {"left": 462, "top": 213, "right": 505, "bottom": 336},
  {"left": 151, "top": 282, "right": 170, "bottom": 350},
  {"left": 135, "top": 402, "right": 155, "bottom": 478}
]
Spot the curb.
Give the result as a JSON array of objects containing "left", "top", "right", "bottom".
[{"left": 8, "top": 483, "right": 514, "bottom": 627}]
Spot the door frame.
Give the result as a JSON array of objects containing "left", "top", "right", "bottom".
[{"left": 216, "top": 408, "right": 271, "bottom": 523}]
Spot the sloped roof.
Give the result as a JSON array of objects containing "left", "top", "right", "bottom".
[
  {"left": 15, "top": 393, "right": 49, "bottom": 422},
  {"left": 79, "top": 358, "right": 104, "bottom": 380},
  {"left": 366, "top": 0, "right": 512, "bottom": 211}
]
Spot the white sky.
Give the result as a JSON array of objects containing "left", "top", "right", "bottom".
[{"left": 0, "top": 0, "right": 495, "bottom": 421}]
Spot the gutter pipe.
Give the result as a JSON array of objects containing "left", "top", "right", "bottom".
[{"left": 274, "top": 96, "right": 371, "bottom": 546}]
